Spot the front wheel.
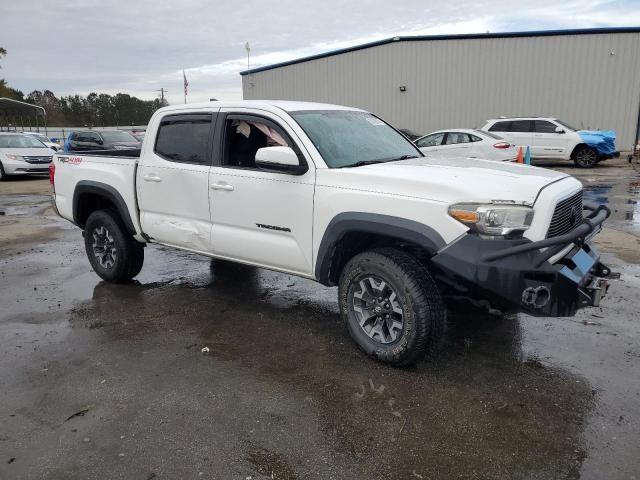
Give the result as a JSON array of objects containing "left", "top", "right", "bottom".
[
  {"left": 0, "top": 162, "right": 5, "bottom": 181},
  {"left": 573, "top": 146, "right": 599, "bottom": 168},
  {"left": 338, "top": 248, "right": 446, "bottom": 366},
  {"left": 84, "top": 210, "right": 144, "bottom": 283}
]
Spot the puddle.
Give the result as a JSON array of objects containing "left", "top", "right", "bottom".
[
  {"left": 0, "top": 194, "right": 52, "bottom": 216},
  {"left": 583, "top": 178, "right": 640, "bottom": 233}
]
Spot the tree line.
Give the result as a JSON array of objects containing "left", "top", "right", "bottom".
[{"left": 1, "top": 47, "right": 166, "bottom": 127}]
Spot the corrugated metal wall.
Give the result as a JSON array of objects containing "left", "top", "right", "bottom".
[{"left": 242, "top": 32, "right": 640, "bottom": 149}]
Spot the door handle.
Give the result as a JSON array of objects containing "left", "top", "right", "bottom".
[
  {"left": 143, "top": 174, "right": 162, "bottom": 183},
  {"left": 210, "top": 182, "right": 234, "bottom": 191}
]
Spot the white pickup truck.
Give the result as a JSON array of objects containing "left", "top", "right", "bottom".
[{"left": 51, "top": 101, "right": 612, "bottom": 366}]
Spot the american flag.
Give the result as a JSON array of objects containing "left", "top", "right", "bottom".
[{"left": 183, "top": 70, "right": 188, "bottom": 96}]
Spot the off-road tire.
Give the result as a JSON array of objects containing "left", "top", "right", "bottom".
[
  {"left": 84, "top": 209, "right": 144, "bottom": 283},
  {"left": 573, "top": 146, "right": 599, "bottom": 168},
  {"left": 338, "top": 248, "right": 446, "bottom": 366}
]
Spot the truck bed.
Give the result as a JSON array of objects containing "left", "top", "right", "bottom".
[{"left": 53, "top": 151, "right": 144, "bottom": 239}]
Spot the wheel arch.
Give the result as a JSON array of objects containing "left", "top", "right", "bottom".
[
  {"left": 73, "top": 181, "right": 136, "bottom": 235},
  {"left": 570, "top": 142, "right": 595, "bottom": 158},
  {"left": 315, "top": 212, "right": 446, "bottom": 286}
]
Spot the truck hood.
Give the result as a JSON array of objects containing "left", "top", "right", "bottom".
[{"left": 319, "top": 155, "right": 573, "bottom": 205}]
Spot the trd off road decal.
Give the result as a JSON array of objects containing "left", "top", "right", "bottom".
[{"left": 59, "top": 156, "right": 83, "bottom": 165}]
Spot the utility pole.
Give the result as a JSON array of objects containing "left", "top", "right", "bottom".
[
  {"left": 156, "top": 88, "right": 168, "bottom": 106},
  {"left": 245, "top": 42, "right": 251, "bottom": 71}
]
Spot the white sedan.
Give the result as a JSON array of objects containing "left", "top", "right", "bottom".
[
  {"left": 414, "top": 129, "right": 516, "bottom": 162},
  {"left": 23, "top": 131, "right": 61, "bottom": 151}
]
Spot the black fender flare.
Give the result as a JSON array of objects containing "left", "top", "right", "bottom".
[
  {"left": 314, "top": 212, "right": 447, "bottom": 285},
  {"left": 73, "top": 180, "right": 137, "bottom": 235}
]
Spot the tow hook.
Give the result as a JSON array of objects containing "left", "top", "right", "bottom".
[
  {"left": 579, "top": 276, "right": 610, "bottom": 307},
  {"left": 522, "top": 285, "right": 551, "bottom": 309},
  {"left": 593, "top": 261, "right": 620, "bottom": 280}
]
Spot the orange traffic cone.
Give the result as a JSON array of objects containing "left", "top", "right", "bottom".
[{"left": 516, "top": 146, "right": 524, "bottom": 164}]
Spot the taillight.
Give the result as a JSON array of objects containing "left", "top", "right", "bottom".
[
  {"left": 49, "top": 162, "right": 56, "bottom": 192},
  {"left": 493, "top": 142, "right": 511, "bottom": 149}
]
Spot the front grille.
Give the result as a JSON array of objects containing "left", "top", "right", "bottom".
[
  {"left": 546, "top": 190, "right": 584, "bottom": 238},
  {"left": 23, "top": 155, "right": 53, "bottom": 164}
]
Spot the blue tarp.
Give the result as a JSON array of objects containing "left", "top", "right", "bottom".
[{"left": 577, "top": 130, "right": 617, "bottom": 156}]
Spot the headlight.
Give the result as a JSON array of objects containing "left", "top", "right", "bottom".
[
  {"left": 449, "top": 203, "right": 534, "bottom": 236},
  {"left": 4, "top": 154, "right": 23, "bottom": 161}
]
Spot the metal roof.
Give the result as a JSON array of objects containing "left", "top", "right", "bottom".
[
  {"left": 0, "top": 98, "right": 46, "bottom": 117},
  {"left": 240, "top": 26, "right": 640, "bottom": 76}
]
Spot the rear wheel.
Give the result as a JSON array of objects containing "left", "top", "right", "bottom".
[
  {"left": 0, "top": 161, "right": 5, "bottom": 181},
  {"left": 573, "top": 146, "right": 599, "bottom": 168},
  {"left": 84, "top": 210, "right": 144, "bottom": 283},
  {"left": 338, "top": 248, "right": 446, "bottom": 366}
]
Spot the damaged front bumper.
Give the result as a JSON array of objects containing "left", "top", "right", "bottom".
[{"left": 431, "top": 202, "right": 612, "bottom": 317}]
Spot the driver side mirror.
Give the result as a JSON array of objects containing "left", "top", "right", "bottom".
[
  {"left": 554, "top": 126, "right": 565, "bottom": 134},
  {"left": 255, "top": 146, "right": 307, "bottom": 175}
]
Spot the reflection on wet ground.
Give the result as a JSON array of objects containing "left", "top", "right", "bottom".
[
  {"left": 583, "top": 179, "right": 640, "bottom": 233},
  {"left": 1, "top": 168, "right": 640, "bottom": 479},
  {"left": 2, "top": 244, "right": 594, "bottom": 479},
  {"left": 0, "top": 194, "right": 52, "bottom": 216}
]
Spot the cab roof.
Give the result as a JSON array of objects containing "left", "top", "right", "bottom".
[{"left": 156, "top": 100, "right": 364, "bottom": 115}]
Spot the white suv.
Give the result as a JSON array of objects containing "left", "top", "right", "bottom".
[{"left": 481, "top": 117, "right": 617, "bottom": 168}]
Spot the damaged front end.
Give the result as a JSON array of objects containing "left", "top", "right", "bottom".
[{"left": 431, "top": 202, "right": 612, "bottom": 317}]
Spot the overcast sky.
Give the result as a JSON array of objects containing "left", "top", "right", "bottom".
[{"left": 1, "top": 0, "right": 638, "bottom": 104}]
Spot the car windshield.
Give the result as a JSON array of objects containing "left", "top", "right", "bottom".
[
  {"left": 0, "top": 135, "right": 47, "bottom": 148},
  {"left": 27, "top": 133, "right": 48, "bottom": 139},
  {"left": 555, "top": 119, "right": 577, "bottom": 131},
  {"left": 100, "top": 130, "right": 138, "bottom": 142},
  {"left": 290, "top": 110, "right": 421, "bottom": 168}
]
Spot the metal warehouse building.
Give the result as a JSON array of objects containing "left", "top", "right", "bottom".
[{"left": 241, "top": 27, "right": 640, "bottom": 149}]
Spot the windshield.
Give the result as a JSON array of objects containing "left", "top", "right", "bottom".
[
  {"left": 290, "top": 110, "right": 421, "bottom": 168},
  {"left": 555, "top": 119, "right": 577, "bottom": 131},
  {"left": 0, "top": 135, "right": 47, "bottom": 148},
  {"left": 26, "top": 132, "right": 48, "bottom": 139},
  {"left": 100, "top": 130, "right": 139, "bottom": 143}
]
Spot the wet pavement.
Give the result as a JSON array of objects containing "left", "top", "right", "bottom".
[{"left": 1, "top": 160, "right": 640, "bottom": 480}]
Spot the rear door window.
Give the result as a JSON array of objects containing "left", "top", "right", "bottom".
[
  {"left": 154, "top": 114, "right": 213, "bottom": 164},
  {"left": 445, "top": 133, "right": 471, "bottom": 145},
  {"left": 415, "top": 133, "right": 444, "bottom": 148},
  {"left": 509, "top": 120, "right": 532, "bottom": 132}
]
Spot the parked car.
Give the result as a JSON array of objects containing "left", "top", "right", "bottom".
[
  {"left": 51, "top": 101, "right": 612, "bottom": 366},
  {"left": 481, "top": 117, "right": 618, "bottom": 168},
  {"left": 130, "top": 129, "right": 146, "bottom": 142},
  {"left": 398, "top": 128, "right": 423, "bottom": 141},
  {"left": 414, "top": 129, "right": 516, "bottom": 162},
  {"left": 22, "top": 131, "right": 61, "bottom": 152},
  {"left": 0, "top": 132, "right": 53, "bottom": 179},
  {"left": 64, "top": 130, "right": 141, "bottom": 153}
]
